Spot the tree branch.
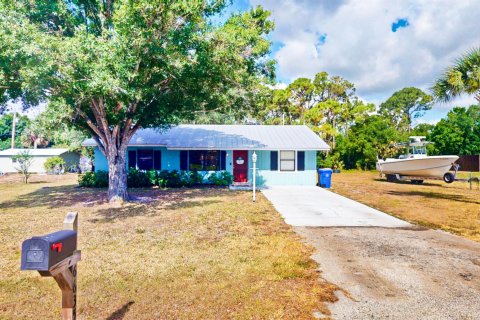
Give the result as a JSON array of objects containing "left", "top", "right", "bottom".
[
  {"left": 75, "top": 108, "right": 107, "bottom": 155},
  {"left": 91, "top": 97, "right": 112, "bottom": 144},
  {"left": 91, "top": 134, "right": 106, "bottom": 156}
]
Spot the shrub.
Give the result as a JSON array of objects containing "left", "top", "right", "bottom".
[
  {"left": 158, "top": 170, "right": 170, "bottom": 188},
  {"left": 127, "top": 169, "right": 152, "bottom": 188},
  {"left": 191, "top": 170, "right": 205, "bottom": 185},
  {"left": 165, "top": 170, "right": 183, "bottom": 188},
  {"left": 78, "top": 172, "right": 95, "bottom": 187},
  {"left": 79, "top": 169, "right": 232, "bottom": 189},
  {"left": 44, "top": 156, "right": 66, "bottom": 174},
  {"left": 78, "top": 170, "right": 108, "bottom": 188},
  {"left": 180, "top": 170, "right": 204, "bottom": 187},
  {"left": 317, "top": 153, "right": 343, "bottom": 170},
  {"left": 157, "top": 170, "right": 204, "bottom": 188},
  {"left": 207, "top": 171, "right": 233, "bottom": 186},
  {"left": 180, "top": 171, "right": 193, "bottom": 187},
  {"left": 147, "top": 169, "right": 159, "bottom": 186}
]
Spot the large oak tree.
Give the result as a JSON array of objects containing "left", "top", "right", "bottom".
[{"left": 0, "top": 0, "right": 274, "bottom": 201}]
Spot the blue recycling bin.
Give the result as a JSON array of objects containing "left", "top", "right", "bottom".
[{"left": 318, "top": 168, "right": 333, "bottom": 188}]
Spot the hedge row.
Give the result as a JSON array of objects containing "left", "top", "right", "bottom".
[{"left": 78, "top": 169, "right": 233, "bottom": 188}]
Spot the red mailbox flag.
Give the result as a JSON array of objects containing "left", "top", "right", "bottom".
[{"left": 51, "top": 243, "right": 62, "bottom": 253}]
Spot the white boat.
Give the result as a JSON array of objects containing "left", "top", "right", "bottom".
[{"left": 376, "top": 136, "right": 459, "bottom": 182}]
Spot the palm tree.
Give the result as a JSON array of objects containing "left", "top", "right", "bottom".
[{"left": 432, "top": 47, "right": 480, "bottom": 103}]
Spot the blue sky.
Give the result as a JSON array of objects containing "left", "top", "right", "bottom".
[{"left": 226, "top": 0, "right": 480, "bottom": 125}]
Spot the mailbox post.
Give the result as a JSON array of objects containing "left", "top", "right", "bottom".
[{"left": 21, "top": 212, "right": 81, "bottom": 320}]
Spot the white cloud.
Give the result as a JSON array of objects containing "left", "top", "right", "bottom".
[
  {"left": 250, "top": 0, "right": 480, "bottom": 103},
  {"left": 413, "top": 117, "right": 441, "bottom": 126},
  {"left": 265, "top": 82, "right": 288, "bottom": 90},
  {"left": 432, "top": 94, "right": 478, "bottom": 110},
  {"left": 4, "top": 99, "right": 45, "bottom": 119}
]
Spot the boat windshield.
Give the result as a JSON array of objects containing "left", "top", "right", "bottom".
[{"left": 409, "top": 146, "right": 427, "bottom": 155}]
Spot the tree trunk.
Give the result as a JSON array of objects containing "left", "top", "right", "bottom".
[{"left": 106, "top": 146, "right": 128, "bottom": 202}]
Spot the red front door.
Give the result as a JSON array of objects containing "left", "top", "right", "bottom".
[{"left": 233, "top": 150, "right": 248, "bottom": 183}]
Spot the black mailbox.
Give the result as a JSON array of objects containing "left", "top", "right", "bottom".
[{"left": 21, "top": 230, "right": 77, "bottom": 271}]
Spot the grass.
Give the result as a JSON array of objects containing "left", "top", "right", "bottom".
[
  {"left": 0, "top": 174, "right": 338, "bottom": 319},
  {"left": 331, "top": 170, "right": 480, "bottom": 242}
]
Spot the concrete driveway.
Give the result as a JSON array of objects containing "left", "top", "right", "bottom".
[{"left": 261, "top": 186, "right": 410, "bottom": 228}]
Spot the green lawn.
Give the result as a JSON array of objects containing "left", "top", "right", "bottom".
[{"left": 0, "top": 174, "right": 337, "bottom": 319}]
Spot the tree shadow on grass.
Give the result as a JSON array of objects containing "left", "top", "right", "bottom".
[
  {"left": 89, "top": 203, "right": 150, "bottom": 222},
  {"left": 90, "top": 188, "right": 224, "bottom": 222},
  {"left": 0, "top": 185, "right": 107, "bottom": 210},
  {"left": 386, "top": 190, "right": 480, "bottom": 205},
  {"left": 106, "top": 301, "right": 134, "bottom": 320},
  {"left": 1, "top": 183, "right": 227, "bottom": 223},
  {"left": 162, "top": 199, "right": 222, "bottom": 211}
]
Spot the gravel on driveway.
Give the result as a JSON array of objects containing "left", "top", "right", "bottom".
[{"left": 296, "top": 226, "right": 480, "bottom": 320}]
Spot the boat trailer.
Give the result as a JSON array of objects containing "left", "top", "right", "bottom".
[{"left": 382, "top": 164, "right": 480, "bottom": 189}]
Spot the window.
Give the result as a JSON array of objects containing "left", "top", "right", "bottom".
[
  {"left": 188, "top": 150, "right": 221, "bottom": 171},
  {"left": 128, "top": 150, "right": 137, "bottom": 168},
  {"left": 204, "top": 150, "right": 219, "bottom": 170},
  {"left": 280, "top": 150, "right": 295, "bottom": 171},
  {"left": 137, "top": 150, "right": 153, "bottom": 170},
  {"left": 189, "top": 150, "right": 204, "bottom": 170},
  {"left": 130, "top": 149, "right": 161, "bottom": 170}
]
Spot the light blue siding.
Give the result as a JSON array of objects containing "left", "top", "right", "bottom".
[
  {"left": 163, "top": 149, "right": 180, "bottom": 171},
  {"left": 226, "top": 151, "right": 233, "bottom": 173},
  {"left": 247, "top": 150, "right": 317, "bottom": 186},
  {"left": 94, "top": 147, "right": 108, "bottom": 171},
  {"left": 93, "top": 147, "right": 318, "bottom": 186}
]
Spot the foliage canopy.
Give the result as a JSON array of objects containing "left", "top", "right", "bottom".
[
  {"left": 379, "top": 87, "right": 433, "bottom": 132},
  {"left": 0, "top": 0, "right": 275, "bottom": 200},
  {"left": 429, "top": 105, "right": 480, "bottom": 155}
]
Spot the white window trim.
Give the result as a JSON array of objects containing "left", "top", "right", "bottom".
[{"left": 278, "top": 150, "right": 297, "bottom": 173}]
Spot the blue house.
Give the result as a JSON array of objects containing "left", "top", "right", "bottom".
[{"left": 82, "top": 125, "right": 330, "bottom": 187}]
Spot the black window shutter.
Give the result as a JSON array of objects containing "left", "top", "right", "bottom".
[
  {"left": 128, "top": 150, "right": 137, "bottom": 169},
  {"left": 297, "top": 151, "right": 305, "bottom": 171},
  {"left": 270, "top": 151, "right": 278, "bottom": 171},
  {"left": 180, "top": 151, "right": 188, "bottom": 171},
  {"left": 154, "top": 150, "right": 161, "bottom": 170},
  {"left": 220, "top": 151, "right": 226, "bottom": 170}
]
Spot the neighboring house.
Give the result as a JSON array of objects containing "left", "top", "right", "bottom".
[
  {"left": 82, "top": 125, "right": 330, "bottom": 187},
  {"left": 0, "top": 148, "right": 80, "bottom": 173}
]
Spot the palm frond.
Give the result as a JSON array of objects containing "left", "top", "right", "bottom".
[{"left": 431, "top": 46, "right": 480, "bottom": 103}]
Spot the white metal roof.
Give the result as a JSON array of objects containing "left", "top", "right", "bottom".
[
  {"left": 0, "top": 148, "right": 70, "bottom": 156},
  {"left": 82, "top": 125, "right": 330, "bottom": 151}
]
